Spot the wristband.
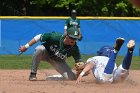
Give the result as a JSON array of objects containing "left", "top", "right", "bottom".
[
  {"left": 80, "top": 71, "right": 85, "bottom": 76},
  {"left": 25, "top": 43, "right": 30, "bottom": 48},
  {"left": 64, "top": 26, "right": 67, "bottom": 29}
]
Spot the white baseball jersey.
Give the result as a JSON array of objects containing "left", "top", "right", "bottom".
[{"left": 86, "top": 56, "right": 128, "bottom": 83}]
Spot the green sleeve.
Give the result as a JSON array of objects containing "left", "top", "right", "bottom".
[
  {"left": 40, "top": 33, "right": 51, "bottom": 42},
  {"left": 77, "top": 19, "right": 80, "bottom": 28},
  {"left": 72, "top": 45, "right": 83, "bottom": 63}
]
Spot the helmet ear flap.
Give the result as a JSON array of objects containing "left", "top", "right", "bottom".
[{"left": 97, "top": 50, "right": 102, "bottom": 56}]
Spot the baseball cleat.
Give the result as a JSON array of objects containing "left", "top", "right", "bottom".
[
  {"left": 127, "top": 40, "right": 135, "bottom": 52},
  {"left": 114, "top": 37, "right": 125, "bottom": 51},
  {"left": 29, "top": 73, "right": 37, "bottom": 81}
]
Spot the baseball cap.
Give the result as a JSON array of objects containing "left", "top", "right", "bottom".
[{"left": 67, "top": 27, "right": 79, "bottom": 40}]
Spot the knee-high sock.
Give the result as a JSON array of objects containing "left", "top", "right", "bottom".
[
  {"left": 104, "top": 50, "right": 117, "bottom": 74},
  {"left": 122, "top": 50, "right": 133, "bottom": 70}
]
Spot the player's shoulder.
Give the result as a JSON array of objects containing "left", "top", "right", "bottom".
[
  {"left": 94, "top": 56, "right": 108, "bottom": 58},
  {"left": 50, "top": 32, "right": 63, "bottom": 38},
  {"left": 51, "top": 31, "right": 62, "bottom": 35},
  {"left": 43, "top": 32, "right": 62, "bottom": 36},
  {"left": 87, "top": 56, "right": 109, "bottom": 61},
  {"left": 67, "top": 17, "right": 71, "bottom": 20},
  {"left": 43, "top": 32, "right": 63, "bottom": 39},
  {"left": 86, "top": 56, "right": 109, "bottom": 64}
]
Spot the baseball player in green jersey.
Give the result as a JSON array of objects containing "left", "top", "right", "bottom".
[
  {"left": 19, "top": 27, "right": 83, "bottom": 81},
  {"left": 64, "top": 9, "right": 82, "bottom": 40}
]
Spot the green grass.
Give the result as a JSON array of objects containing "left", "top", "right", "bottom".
[{"left": 0, "top": 55, "right": 140, "bottom": 69}]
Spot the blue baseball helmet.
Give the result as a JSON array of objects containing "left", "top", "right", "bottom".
[{"left": 97, "top": 45, "right": 114, "bottom": 57}]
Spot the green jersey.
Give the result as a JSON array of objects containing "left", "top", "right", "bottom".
[
  {"left": 65, "top": 17, "right": 80, "bottom": 29},
  {"left": 40, "top": 32, "right": 82, "bottom": 62}
]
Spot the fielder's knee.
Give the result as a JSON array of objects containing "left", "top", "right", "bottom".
[{"left": 34, "top": 45, "right": 46, "bottom": 54}]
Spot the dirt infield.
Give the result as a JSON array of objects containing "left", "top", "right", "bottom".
[{"left": 0, "top": 70, "right": 140, "bottom": 93}]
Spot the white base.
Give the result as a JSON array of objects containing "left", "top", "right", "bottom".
[{"left": 46, "top": 74, "right": 64, "bottom": 81}]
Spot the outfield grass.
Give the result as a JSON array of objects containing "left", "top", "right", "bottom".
[{"left": 0, "top": 55, "right": 140, "bottom": 69}]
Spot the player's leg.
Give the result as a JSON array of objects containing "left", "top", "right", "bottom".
[
  {"left": 104, "top": 37, "right": 125, "bottom": 74},
  {"left": 122, "top": 40, "right": 135, "bottom": 70},
  {"left": 29, "top": 45, "right": 48, "bottom": 81},
  {"left": 48, "top": 59, "right": 76, "bottom": 80},
  {"left": 113, "top": 40, "right": 135, "bottom": 82}
]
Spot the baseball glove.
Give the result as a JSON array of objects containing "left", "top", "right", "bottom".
[{"left": 73, "top": 62, "right": 89, "bottom": 77}]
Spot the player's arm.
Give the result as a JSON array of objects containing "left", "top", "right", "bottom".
[
  {"left": 64, "top": 19, "right": 69, "bottom": 35},
  {"left": 76, "top": 62, "right": 95, "bottom": 84},
  {"left": 71, "top": 46, "right": 87, "bottom": 77},
  {"left": 19, "top": 34, "right": 42, "bottom": 53},
  {"left": 77, "top": 19, "right": 81, "bottom": 33},
  {"left": 78, "top": 27, "right": 81, "bottom": 37},
  {"left": 77, "top": 20, "right": 82, "bottom": 40},
  {"left": 72, "top": 45, "right": 83, "bottom": 63},
  {"left": 64, "top": 25, "right": 67, "bottom": 35}
]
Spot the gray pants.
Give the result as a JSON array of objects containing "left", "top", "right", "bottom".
[{"left": 31, "top": 45, "right": 76, "bottom": 80}]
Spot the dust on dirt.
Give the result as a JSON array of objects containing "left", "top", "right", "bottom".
[{"left": 0, "top": 70, "right": 140, "bottom": 93}]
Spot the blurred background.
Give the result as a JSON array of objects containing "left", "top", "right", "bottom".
[{"left": 1, "top": 0, "right": 140, "bottom": 16}]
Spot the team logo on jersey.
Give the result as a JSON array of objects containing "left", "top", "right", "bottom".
[
  {"left": 70, "top": 21, "right": 78, "bottom": 26},
  {"left": 50, "top": 45, "right": 67, "bottom": 60},
  {"left": 54, "top": 45, "right": 58, "bottom": 47},
  {"left": 74, "top": 31, "right": 78, "bottom": 36}
]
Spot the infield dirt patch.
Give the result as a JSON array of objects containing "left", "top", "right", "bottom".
[{"left": 0, "top": 70, "right": 140, "bottom": 93}]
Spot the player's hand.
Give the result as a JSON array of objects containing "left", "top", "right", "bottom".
[
  {"left": 19, "top": 45, "right": 27, "bottom": 52},
  {"left": 76, "top": 75, "right": 83, "bottom": 84},
  {"left": 73, "top": 62, "right": 85, "bottom": 77},
  {"left": 78, "top": 35, "right": 83, "bottom": 41}
]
